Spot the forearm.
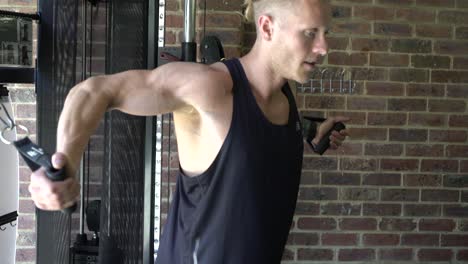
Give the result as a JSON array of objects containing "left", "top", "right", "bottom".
[{"left": 56, "top": 77, "right": 112, "bottom": 177}]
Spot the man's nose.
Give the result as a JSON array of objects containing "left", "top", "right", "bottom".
[{"left": 313, "top": 35, "right": 328, "bottom": 56}]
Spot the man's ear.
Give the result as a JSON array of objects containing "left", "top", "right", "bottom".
[{"left": 257, "top": 15, "right": 274, "bottom": 41}]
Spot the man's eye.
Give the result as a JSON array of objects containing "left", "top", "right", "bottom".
[{"left": 305, "top": 31, "right": 316, "bottom": 38}]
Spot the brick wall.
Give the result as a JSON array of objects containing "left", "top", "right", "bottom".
[{"left": 163, "top": 0, "right": 468, "bottom": 263}]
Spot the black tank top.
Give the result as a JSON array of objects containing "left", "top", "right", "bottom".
[{"left": 156, "top": 58, "right": 304, "bottom": 264}]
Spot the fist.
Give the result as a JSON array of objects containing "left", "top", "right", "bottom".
[{"left": 28, "top": 153, "right": 80, "bottom": 210}]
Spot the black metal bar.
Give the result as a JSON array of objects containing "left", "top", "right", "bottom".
[
  {"left": 0, "top": 67, "right": 35, "bottom": 84},
  {"left": 0, "top": 211, "right": 18, "bottom": 226},
  {"left": 0, "top": 10, "right": 40, "bottom": 21},
  {"left": 143, "top": 0, "right": 157, "bottom": 263},
  {"left": 0, "top": 85, "right": 8, "bottom": 97}
]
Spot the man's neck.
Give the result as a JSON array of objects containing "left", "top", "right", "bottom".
[{"left": 239, "top": 44, "right": 288, "bottom": 102}]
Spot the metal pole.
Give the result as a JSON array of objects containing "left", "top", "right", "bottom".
[{"left": 181, "top": 0, "right": 196, "bottom": 62}]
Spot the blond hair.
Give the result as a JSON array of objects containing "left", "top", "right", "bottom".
[{"left": 243, "top": 0, "right": 295, "bottom": 24}]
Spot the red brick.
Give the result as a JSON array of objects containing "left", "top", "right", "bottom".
[
  {"left": 447, "top": 84, "right": 468, "bottom": 99},
  {"left": 429, "top": 130, "right": 467, "bottom": 143},
  {"left": 419, "top": 219, "right": 456, "bottom": 231},
  {"left": 463, "top": 161, "right": 468, "bottom": 173},
  {"left": 196, "top": 13, "right": 242, "bottom": 28},
  {"left": 404, "top": 174, "right": 442, "bottom": 187},
  {"left": 375, "top": 23, "right": 412, "bottom": 36},
  {"left": 447, "top": 145, "right": 468, "bottom": 157},
  {"left": 327, "top": 36, "right": 349, "bottom": 51},
  {"left": 19, "top": 199, "right": 36, "bottom": 214},
  {"left": 363, "top": 203, "right": 401, "bottom": 216},
  {"left": 435, "top": 41, "right": 468, "bottom": 55},
  {"left": 442, "top": 235, "right": 468, "bottom": 246},
  {"left": 363, "top": 234, "right": 399, "bottom": 246},
  {"left": 456, "top": 27, "right": 468, "bottom": 40},
  {"left": 391, "top": 39, "right": 432, "bottom": 53},
  {"left": 320, "top": 203, "right": 361, "bottom": 216},
  {"left": 16, "top": 231, "right": 36, "bottom": 246},
  {"left": 328, "top": 52, "right": 368, "bottom": 66},
  {"left": 281, "top": 248, "right": 294, "bottom": 261},
  {"left": 458, "top": 250, "right": 468, "bottom": 261},
  {"left": 421, "top": 159, "right": 459, "bottom": 173},
  {"left": 300, "top": 171, "right": 320, "bottom": 185},
  {"left": 444, "top": 175, "right": 468, "bottom": 188},
  {"left": 444, "top": 205, "right": 468, "bottom": 217},
  {"left": 389, "top": 128, "right": 427, "bottom": 141},
  {"left": 302, "top": 157, "right": 338, "bottom": 170},
  {"left": 390, "top": 68, "right": 429, "bottom": 82},
  {"left": 378, "top": 0, "right": 415, "bottom": 5},
  {"left": 352, "top": 38, "right": 389, "bottom": 52},
  {"left": 17, "top": 214, "right": 35, "bottom": 230},
  {"left": 407, "top": 83, "right": 445, "bottom": 97},
  {"left": 287, "top": 232, "right": 319, "bottom": 245},
  {"left": 322, "top": 233, "right": 358, "bottom": 245},
  {"left": 338, "top": 248, "right": 375, "bottom": 261},
  {"left": 370, "top": 53, "right": 409, "bottom": 67},
  {"left": 368, "top": 113, "right": 406, "bottom": 126},
  {"left": 297, "top": 248, "right": 333, "bottom": 261},
  {"left": 454, "top": 57, "right": 468, "bottom": 69},
  {"left": 298, "top": 187, "right": 338, "bottom": 201},
  {"left": 380, "top": 218, "right": 417, "bottom": 231},
  {"left": 297, "top": 217, "right": 337, "bottom": 230},
  {"left": 449, "top": 115, "right": 468, "bottom": 127},
  {"left": 408, "top": 113, "right": 446, "bottom": 127},
  {"left": 352, "top": 67, "right": 387, "bottom": 81},
  {"left": 332, "top": 22, "right": 371, "bottom": 34},
  {"left": 347, "top": 97, "right": 386, "bottom": 110},
  {"left": 405, "top": 144, "right": 444, "bottom": 157},
  {"left": 429, "top": 99, "right": 466, "bottom": 113},
  {"left": 304, "top": 95, "right": 346, "bottom": 109},
  {"left": 348, "top": 127, "right": 387, "bottom": 141},
  {"left": 418, "top": 249, "right": 453, "bottom": 261},
  {"left": 416, "top": 24, "right": 453, "bottom": 38},
  {"left": 295, "top": 202, "right": 320, "bottom": 215},
  {"left": 402, "top": 234, "right": 439, "bottom": 246},
  {"left": 381, "top": 159, "right": 419, "bottom": 171},
  {"left": 362, "top": 173, "right": 401, "bottom": 186},
  {"left": 340, "top": 218, "right": 377, "bottom": 230},
  {"left": 422, "top": 189, "right": 459, "bottom": 202},
  {"left": 396, "top": 8, "right": 435, "bottom": 22},
  {"left": 379, "top": 248, "right": 413, "bottom": 261},
  {"left": 366, "top": 82, "right": 404, "bottom": 96},
  {"left": 404, "top": 204, "right": 441, "bottom": 217},
  {"left": 388, "top": 98, "right": 427, "bottom": 111},
  {"left": 202, "top": 0, "right": 244, "bottom": 11},
  {"left": 417, "top": 0, "right": 455, "bottom": 6},
  {"left": 354, "top": 6, "right": 394, "bottom": 20},
  {"left": 328, "top": 111, "right": 366, "bottom": 125},
  {"left": 322, "top": 172, "right": 360, "bottom": 185},
  {"left": 439, "top": 10, "right": 468, "bottom": 24},
  {"left": 340, "top": 188, "right": 379, "bottom": 201},
  {"left": 15, "top": 248, "right": 36, "bottom": 262},
  {"left": 382, "top": 188, "right": 419, "bottom": 201},
  {"left": 411, "top": 55, "right": 450, "bottom": 69},
  {"left": 365, "top": 143, "right": 403, "bottom": 156},
  {"left": 341, "top": 158, "right": 378, "bottom": 171}
]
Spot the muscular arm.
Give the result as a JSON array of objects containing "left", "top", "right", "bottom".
[{"left": 56, "top": 62, "right": 219, "bottom": 177}]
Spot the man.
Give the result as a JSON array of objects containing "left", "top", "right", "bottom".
[{"left": 29, "top": 0, "right": 349, "bottom": 263}]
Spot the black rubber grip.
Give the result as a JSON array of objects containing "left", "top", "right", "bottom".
[{"left": 314, "top": 122, "right": 346, "bottom": 155}]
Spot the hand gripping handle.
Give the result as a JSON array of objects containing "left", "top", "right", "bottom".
[{"left": 13, "top": 137, "right": 76, "bottom": 214}]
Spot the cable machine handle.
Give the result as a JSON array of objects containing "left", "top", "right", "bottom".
[{"left": 13, "top": 137, "right": 76, "bottom": 214}]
